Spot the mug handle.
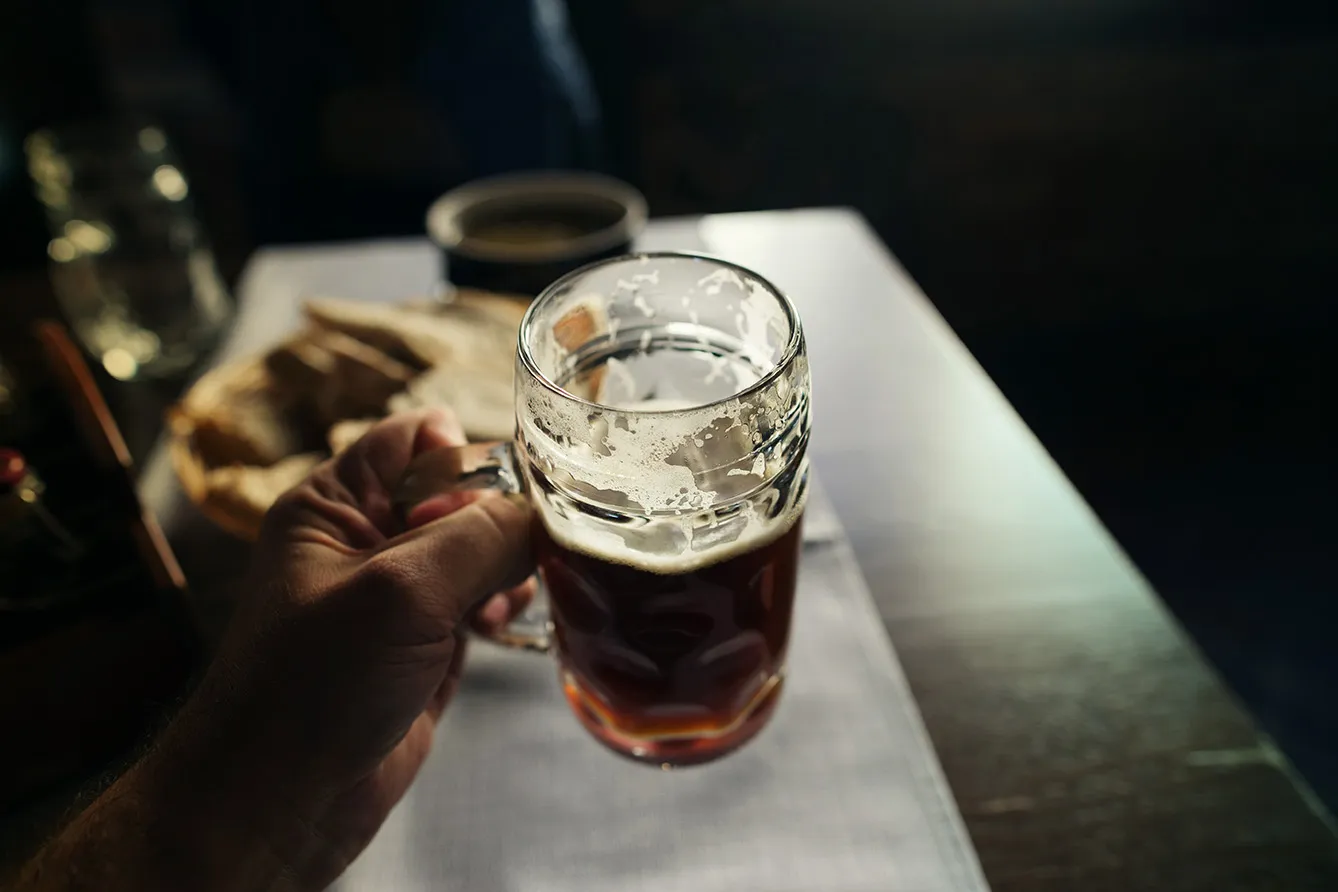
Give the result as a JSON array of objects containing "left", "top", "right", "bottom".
[{"left": 394, "top": 441, "right": 552, "bottom": 653}]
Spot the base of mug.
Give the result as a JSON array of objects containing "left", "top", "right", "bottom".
[{"left": 561, "top": 670, "right": 784, "bottom": 768}]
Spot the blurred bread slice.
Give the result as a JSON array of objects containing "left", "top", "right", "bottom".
[
  {"left": 305, "top": 293, "right": 523, "bottom": 439},
  {"left": 172, "top": 359, "right": 302, "bottom": 468},
  {"left": 443, "top": 288, "right": 530, "bottom": 329},
  {"left": 388, "top": 365, "right": 514, "bottom": 441},
  {"left": 267, "top": 328, "right": 417, "bottom": 427},
  {"left": 302, "top": 291, "right": 524, "bottom": 369}
]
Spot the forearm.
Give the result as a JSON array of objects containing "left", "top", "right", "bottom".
[
  {"left": 13, "top": 675, "right": 318, "bottom": 892},
  {"left": 13, "top": 763, "right": 285, "bottom": 892}
]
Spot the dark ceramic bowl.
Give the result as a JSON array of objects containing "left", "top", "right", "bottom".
[{"left": 426, "top": 172, "right": 648, "bottom": 297}]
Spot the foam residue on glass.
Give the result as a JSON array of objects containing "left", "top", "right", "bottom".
[{"left": 518, "top": 254, "right": 810, "bottom": 574}]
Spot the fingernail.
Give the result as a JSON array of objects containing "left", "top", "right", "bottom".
[{"left": 480, "top": 593, "right": 511, "bottom": 628}]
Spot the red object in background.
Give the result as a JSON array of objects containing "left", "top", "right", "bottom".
[
  {"left": 0, "top": 448, "right": 25, "bottom": 487},
  {"left": 0, "top": 445, "right": 85, "bottom": 565}
]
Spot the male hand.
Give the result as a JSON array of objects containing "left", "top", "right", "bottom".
[
  {"left": 16, "top": 410, "right": 534, "bottom": 892},
  {"left": 210, "top": 408, "right": 535, "bottom": 887}
]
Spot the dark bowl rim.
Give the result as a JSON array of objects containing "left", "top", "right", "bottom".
[{"left": 426, "top": 171, "right": 648, "bottom": 265}]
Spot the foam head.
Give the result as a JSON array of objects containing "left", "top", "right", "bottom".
[{"left": 516, "top": 254, "right": 811, "bottom": 573}]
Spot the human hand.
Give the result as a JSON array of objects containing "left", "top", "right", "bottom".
[{"left": 168, "top": 409, "right": 535, "bottom": 889}]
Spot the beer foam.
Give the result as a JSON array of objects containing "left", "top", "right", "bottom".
[
  {"left": 523, "top": 387, "right": 780, "bottom": 510},
  {"left": 533, "top": 471, "right": 806, "bottom": 576},
  {"left": 518, "top": 254, "right": 808, "bottom": 575},
  {"left": 521, "top": 393, "right": 802, "bottom": 574},
  {"left": 521, "top": 360, "right": 809, "bottom": 574}
]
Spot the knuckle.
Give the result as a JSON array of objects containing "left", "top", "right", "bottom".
[
  {"left": 473, "top": 495, "right": 531, "bottom": 544},
  {"left": 469, "top": 499, "right": 511, "bottom": 550},
  {"left": 354, "top": 550, "right": 457, "bottom": 643},
  {"left": 449, "top": 496, "right": 532, "bottom": 586},
  {"left": 265, "top": 461, "right": 338, "bottom": 519},
  {"left": 346, "top": 554, "right": 435, "bottom": 634},
  {"left": 259, "top": 486, "right": 314, "bottom": 537},
  {"left": 359, "top": 550, "right": 428, "bottom": 599},
  {"left": 268, "top": 482, "right": 317, "bottom": 519}
]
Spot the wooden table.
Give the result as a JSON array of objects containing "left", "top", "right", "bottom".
[
  {"left": 7, "top": 209, "right": 1336, "bottom": 887},
  {"left": 647, "top": 210, "right": 1338, "bottom": 890}
]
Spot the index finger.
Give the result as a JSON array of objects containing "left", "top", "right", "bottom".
[{"left": 332, "top": 409, "right": 466, "bottom": 535}]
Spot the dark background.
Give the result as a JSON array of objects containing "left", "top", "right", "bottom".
[{"left": 2, "top": 0, "right": 1336, "bottom": 812}]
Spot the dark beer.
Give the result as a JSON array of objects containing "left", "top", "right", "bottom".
[{"left": 536, "top": 517, "right": 803, "bottom": 767}]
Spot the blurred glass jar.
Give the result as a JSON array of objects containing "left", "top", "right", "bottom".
[{"left": 25, "top": 122, "right": 232, "bottom": 380}]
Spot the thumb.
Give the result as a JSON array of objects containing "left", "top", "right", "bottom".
[{"left": 386, "top": 494, "right": 535, "bottom": 621}]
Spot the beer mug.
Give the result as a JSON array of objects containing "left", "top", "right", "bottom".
[{"left": 396, "top": 253, "right": 810, "bottom": 766}]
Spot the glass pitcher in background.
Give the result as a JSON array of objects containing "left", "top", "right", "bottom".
[{"left": 25, "top": 122, "right": 232, "bottom": 380}]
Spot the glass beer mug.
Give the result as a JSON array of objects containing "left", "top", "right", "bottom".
[{"left": 396, "top": 254, "right": 810, "bottom": 766}]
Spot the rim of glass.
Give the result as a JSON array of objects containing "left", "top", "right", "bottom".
[{"left": 517, "top": 251, "right": 803, "bottom": 416}]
